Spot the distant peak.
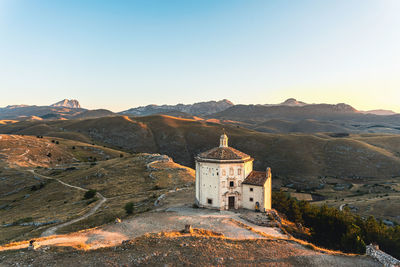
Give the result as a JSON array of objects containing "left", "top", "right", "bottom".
[
  {"left": 280, "top": 98, "right": 306, "bottom": 106},
  {"left": 220, "top": 99, "right": 234, "bottom": 105},
  {"left": 335, "top": 103, "right": 358, "bottom": 113},
  {"left": 51, "top": 99, "right": 81, "bottom": 109}
]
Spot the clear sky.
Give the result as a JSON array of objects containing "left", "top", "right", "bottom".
[{"left": 0, "top": 0, "right": 399, "bottom": 112}]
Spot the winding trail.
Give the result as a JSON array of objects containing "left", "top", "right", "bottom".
[{"left": 27, "top": 170, "right": 107, "bottom": 237}]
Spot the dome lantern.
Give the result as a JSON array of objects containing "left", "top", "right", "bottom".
[{"left": 220, "top": 133, "right": 228, "bottom": 147}]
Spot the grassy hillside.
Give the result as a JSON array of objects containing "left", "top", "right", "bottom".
[
  {"left": 253, "top": 119, "right": 351, "bottom": 133},
  {"left": 0, "top": 134, "right": 125, "bottom": 168},
  {"left": 0, "top": 135, "right": 194, "bottom": 244},
  {"left": 1, "top": 115, "right": 400, "bottom": 182}
]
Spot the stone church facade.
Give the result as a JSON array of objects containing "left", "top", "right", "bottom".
[{"left": 195, "top": 134, "right": 272, "bottom": 211}]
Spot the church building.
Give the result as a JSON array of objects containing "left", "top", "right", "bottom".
[{"left": 195, "top": 134, "right": 272, "bottom": 211}]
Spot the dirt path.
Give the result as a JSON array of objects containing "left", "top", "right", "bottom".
[
  {"left": 0, "top": 201, "right": 287, "bottom": 252},
  {"left": 27, "top": 170, "right": 107, "bottom": 237}
]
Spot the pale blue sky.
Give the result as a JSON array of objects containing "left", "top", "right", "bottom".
[{"left": 0, "top": 0, "right": 399, "bottom": 112}]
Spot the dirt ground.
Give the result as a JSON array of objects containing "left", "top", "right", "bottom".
[
  {"left": 0, "top": 188, "right": 381, "bottom": 266},
  {"left": 0, "top": 189, "right": 285, "bottom": 251},
  {"left": 0, "top": 232, "right": 379, "bottom": 267}
]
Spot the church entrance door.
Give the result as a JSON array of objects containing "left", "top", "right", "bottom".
[{"left": 228, "top": 196, "right": 235, "bottom": 209}]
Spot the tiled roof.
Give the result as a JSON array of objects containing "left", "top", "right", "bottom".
[
  {"left": 197, "top": 146, "right": 251, "bottom": 161},
  {"left": 242, "top": 171, "right": 267, "bottom": 186}
]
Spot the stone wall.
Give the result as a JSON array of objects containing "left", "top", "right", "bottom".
[{"left": 366, "top": 244, "right": 400, "bottom": 267}]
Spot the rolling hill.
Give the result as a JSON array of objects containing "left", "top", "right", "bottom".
[
  {"left": 0, "top": 134, "right": 194, "bottom": 244},
  {"left": 2, "top": 98, "right": 400, "bottom": 134},
  {"left": 209, "top": 102, "right": 400, "bottom": 134},
  {"left": 1, "top": 115, "right": 400, "bottom": 183}
]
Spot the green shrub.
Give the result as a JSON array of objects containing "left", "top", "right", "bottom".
[
  {"left": 84, "top": 189, "right": 97, "bottom": 199},
  {"left": 272, "top": 191, "right": 400, "bottom": 257},
  {"left": 124, "top": 202, "right": 134, "bottom": 215},
  {"left": 152, "top": 185, "right": 161, "bottom": 190}
]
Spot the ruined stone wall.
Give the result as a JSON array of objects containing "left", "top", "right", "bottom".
[{"left": 366, "top": 244, "right": 400, "bottom": 267}]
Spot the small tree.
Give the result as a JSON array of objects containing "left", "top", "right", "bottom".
[
  {"left": 124, "top": 202, "right": 134, "bottom": 215},
  {"left": 84, "top": 189, "right": 97, "bottom": 199}
]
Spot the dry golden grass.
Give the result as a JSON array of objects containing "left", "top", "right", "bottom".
[
  {"left": 0, "top": 120, "right": 18, "bottom": 125},
  {"left": 1, "top": 229, "right": 378, "bottom": 266},
  {"left": 0, "top": 135, "right": 194, "bottom": 244},
  {"left": 2, "top": 115, "right": 400, "bottom": 181}
]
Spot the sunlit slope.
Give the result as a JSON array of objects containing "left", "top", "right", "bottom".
[
  {"left": 253, "top": 119, "right": 350, "bottom": 133},
  {"left": 1, "top": 115, "right": 400, "bottom": 179},
  {"left": 0, "top": 135, "right": 194, "bottom": 244},
  {"left": 0, "top": 135, "right": 125, "bottom": 168}
]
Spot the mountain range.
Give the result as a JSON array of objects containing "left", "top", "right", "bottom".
[
  {"left": 0, "top": 99, "right": 115, "bottom": 120},
  {"left": 1, "top": 98, "right": 400, "bottom": 134},
  {"left": 120, "top": 99, "right": 234, "bottom": 116}
]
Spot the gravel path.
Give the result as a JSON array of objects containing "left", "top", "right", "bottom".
[{"left": 27, "top": 170, "right": 108, "bottom": 237}]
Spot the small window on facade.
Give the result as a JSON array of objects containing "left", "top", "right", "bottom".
[
  {"left": 238, "top": 168, "right": 242, "bottom": 175},
  {"left": 222, "top": 169, "right": 226, "bottom": 176},
  {"left": 216, "top": 172, "right": 219, "bottom": 176},
  {"left": 229, "top": 168, "right": 234, "bottom": 176},
  {"left": 250, "top": 188, "right": 253, "bottom": 192},
  {"left": 207, "top": 198, "right": 213, "bottom": 204},
  {"left": 229, "top": 181, "right": 234, "bottom": 187},
  {"left": 250, "top": 197, "right": 253, "bottom": 202}
]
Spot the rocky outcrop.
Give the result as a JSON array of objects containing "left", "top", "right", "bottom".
[
  {"left": 366, "top": 244, "right": 400, "bottom": 267},
  {"left": 51, "top": 99, "right": 81, "bottom": 109}
]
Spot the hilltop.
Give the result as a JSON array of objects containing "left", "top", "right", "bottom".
[{"left": 1, "top": 231, "right": 378, "bottom": 266}]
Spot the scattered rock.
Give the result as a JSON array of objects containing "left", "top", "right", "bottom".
[{"left": 183, "top": 224, "right": 193, "bottom": 234}]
